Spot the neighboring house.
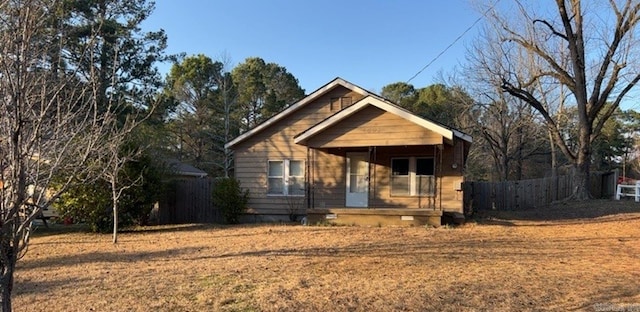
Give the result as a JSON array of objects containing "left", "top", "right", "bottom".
[
  {"left": 165, "top": 159, "right": 208, "bottom": 178},
  {"left": 225, "top": 78, "right": 472, "bottom": 226}
]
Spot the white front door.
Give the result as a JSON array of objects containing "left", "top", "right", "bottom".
[{"left": 346, "top": 153, "right": 369, "bottom": 207}]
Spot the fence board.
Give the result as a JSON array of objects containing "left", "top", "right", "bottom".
[
  {"left": 463, "top": 171, "right": 616, "bottom": 213},
  {"left": 154, "top": 178, "right": 222, "bottom": 224}
]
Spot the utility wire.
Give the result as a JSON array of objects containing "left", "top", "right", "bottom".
[{"left": 406, "top": 0, "right": 500, "bottom": 84}]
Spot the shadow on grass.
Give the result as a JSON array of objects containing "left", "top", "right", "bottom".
[
  {"left": 30, "top": 223, "right": 92, "bottom": 238},
  {"left": 31, "top": 222, "right": 315, "bottom": 243},
  {"left": 20, "top": 246, "right": 204, "bottom": 270},
  {"left": 122, "top": 222, "right": 311, "bottom": 236},
  {"left": 574, "top": 284, "right": 640, "bottom": 311},
  {"left": 120, "top": 223, "right": 218, "bottom": 234},
  {"left": 14, "top": 277, "right": 91, "bottom": 296},
  {"left": 472, "top": 199, "right": 640, "bottom": 225},
  {"left": 32, "top": 223, "right": 221, "bottom": 237}
]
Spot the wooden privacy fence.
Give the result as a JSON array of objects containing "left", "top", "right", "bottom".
[
  {"left": 153, "top": 178, "right": 222, "bottom": 224},
  {"left": 463, "top": 171, "right": 617, "bottom": 212}
]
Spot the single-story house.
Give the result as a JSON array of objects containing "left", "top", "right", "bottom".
[{"left": 225, "top": 78, "right": 471, "bottom": 226}]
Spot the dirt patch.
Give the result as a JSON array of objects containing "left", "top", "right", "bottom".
[{"left": 13, "top": 200, "right": 640, "bottom": 311}]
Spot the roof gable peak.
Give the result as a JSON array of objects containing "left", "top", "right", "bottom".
[
  {"left": 225, "top": 77, "right": 372, "bottom": 149},
  {"left": 294, "top": 95, "right": 472, "bottom": 144}
]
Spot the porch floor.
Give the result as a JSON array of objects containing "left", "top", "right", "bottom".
[{"left": 306, "top": 208, "right": 443, "bottom": 227}]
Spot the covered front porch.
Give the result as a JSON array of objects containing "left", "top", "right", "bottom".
[
  {"left": 300, "top": 144, "right": 450, "bottom": 226},
  {"left": 293, "top": 96, "right": 469, "bottom": 226},
  {"left": 302, "top": 145, "right": 444, "bottom": 206}
]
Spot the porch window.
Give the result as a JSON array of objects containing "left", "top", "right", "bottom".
[
  {"left": 268, "top": 160, "right": 305, "bottom": 196},
  {"left": 391, "top": 157, "right": 435, "bottom": 196},
  {"left": 391, "top": 158, "right": 410, "bottom": 195},
  {"left": 288, "top": 160, "right": 305, "bottom": 196},
  {"left": 416, "top": 158, "right": 435, "bottom": 196}
]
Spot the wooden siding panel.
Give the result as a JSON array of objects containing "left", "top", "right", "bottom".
[
  {"left": 307, "top": 106, "right": 444, "bottom": 148},
  {"left": 306, "top": 145, "right": 464, "bottom": 212},
  {"left": 310, "top": 149, "right": 346, "bottom": 208},
  {"left": 316, "top": 137, "right": 443, "bottom": 148},
  {"left": 233, "top": 86, "right": 366, "bottom": 215},
  {"left": 234, "top": 87, "right": 365, "bottom": 153}
]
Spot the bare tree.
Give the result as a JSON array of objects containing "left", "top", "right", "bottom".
[
  {"left": 214, "top": 68, "right": 238, "bottom": 178},
  {"left": 0, "top": 0, "right": 152, "bottom": 309},
  {"left": 99, "top": 54, "right": 155, "bottom": 244},
  {"left": 464, "top": 33, "right": 550, "bottom": 181},
  {"left": 211, "top": 53, "right": 238, "bottom": 178},
  {"left": 476, "top": 0, "right": 640, "bottom": 198},
  {"left": 476, "top": 96, "right": 544, "bottom": 181},
  {"left": 100, "top": 114, "right": 148, "bottom": 244}
]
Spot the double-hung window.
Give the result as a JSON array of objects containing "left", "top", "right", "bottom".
[
  {"left": 391, "top": 157, "right": 435, "bottom": 196},
  {"left": 268, "top": 160, "right": 305, "bottom": 196}
]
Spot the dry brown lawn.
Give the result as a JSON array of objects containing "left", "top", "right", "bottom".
[{"left": 13, "top": 199, "right": 640, "bottom": 311}]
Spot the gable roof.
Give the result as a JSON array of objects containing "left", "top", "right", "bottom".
[
  {"left": 294, "top": 95, "right": 472, "bottom": 145},
  {"left": 165, "top": 159, "right": 208, "bottom": 178},
  {"left": 224, "top": 77, "right": 373, "bottom": 149}
]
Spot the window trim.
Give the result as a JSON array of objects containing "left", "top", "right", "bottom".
[
  {"left": 267, "top": 159, "right": 305, "bottom": 196},
  {"left": 390, "top": 157, "right": 435, "bottom": 197}
]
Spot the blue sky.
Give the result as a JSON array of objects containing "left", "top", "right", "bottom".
[{"left": 142, "top": 0, "right": 484, "bottom": 94}]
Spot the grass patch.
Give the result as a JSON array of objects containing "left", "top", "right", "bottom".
[{"left": 13, "top": 200, "right": 640, "bottom": 311}]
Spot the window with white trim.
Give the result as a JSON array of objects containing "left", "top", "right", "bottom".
[
  {"left": 391, "top": 157, "right": 435, "bottom": 196},
  {"left": 268, "top": 160, "right": 305, "bottom": 196}
]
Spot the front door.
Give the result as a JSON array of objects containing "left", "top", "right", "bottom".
[{"left": 346, "top": 152, "right": 369, "bottom": 207}]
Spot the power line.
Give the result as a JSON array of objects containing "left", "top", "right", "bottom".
[{"left": 406, "top": 0, "right": 500, "bottom": 84}]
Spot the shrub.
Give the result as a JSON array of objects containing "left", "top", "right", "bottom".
[
  {"left": 212, "top": 177, "right": 249, "bottom": 224},
  {"left": 54, "top": 152, "right": 165, "bottom": 232},
  {"left": 55, "top": 180, "right": 113, "bottom": 232}
]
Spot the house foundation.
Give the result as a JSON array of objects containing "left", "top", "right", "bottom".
[{"left": 306, "top": 208, "right": 442, "bottom": 227}]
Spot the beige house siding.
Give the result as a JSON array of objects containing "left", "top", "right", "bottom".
[
  {"left": 305, "top": 106, "right": 443, "bottom": 148},
  {"left": 233, "top": 86, "right": 366, "bottom": 216},
  {"left": 229, "top": 79, "right": 469, "bottom": 220},
  {"left": 309, "top": 149, "right": 346, "bottom": 209},
  {"left": 308, "top": 144, "right": 464, "bottom": 212}
]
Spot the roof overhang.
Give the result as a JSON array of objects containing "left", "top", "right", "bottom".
[
  {"left": 294, "top": 95, "right": 472, "bottom": 145},
  {"left": 224, "top": 77, "right": 372, "bottom": 149}
]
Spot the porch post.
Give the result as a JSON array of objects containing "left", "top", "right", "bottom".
[
  {"left": 312, "top": 148, "right": 316, "bottom": 208},
  {"left": 306, "top": 147, "right": 312, "bottom": 209},
  {"left": 438, "top": 144, "right": 444, "bottom": 210},
  {"left": 367, "top": 146, "right": 373, "bottom": 209},
  {"left": 368, "top": 146, "right": 377, "bottom": 209}
]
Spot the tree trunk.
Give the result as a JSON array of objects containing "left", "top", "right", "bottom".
[
  {"left": 112, "top": 179, "right": 118, "bottom": 244},
  {"left": 515, "top": 126, "right": 523, "bottom": 180},
  {"left": 1, "top": 274, "right": 12, "bottom": 312},
  {"left": 113, "top": 202, "right": 118, "bottom": 244},
  {"left": 113, "top": 203, "right": 118, "bottom": 244},
  {"left": 548, "top": 129, "right": 557, "bottom": 177},
  {"left": 574, "top": 126, "right": 592, "bottom": 199},
  {"left": 1, "top": 238, "right": 16, "bottom": 312},
  {"left": 500, "top": 154, "right": 509, "bottom": 181},
  {"left": 574, "top": 160, "right": 590, "bottom": 200}
]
